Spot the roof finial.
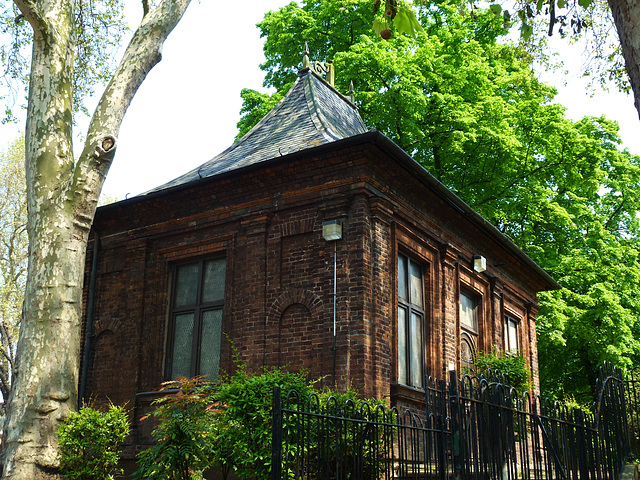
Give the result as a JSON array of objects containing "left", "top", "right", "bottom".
[
  {"left": 302, "top": 41, "right": 311, "bottom": 70},
  {"left": 326, "top": 59, "right": 334, "bottom": 87},
  {"left": 348, "top": 81, "right": 355, "bottom": 103}
]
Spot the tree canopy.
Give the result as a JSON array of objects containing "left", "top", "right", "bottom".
[{"left": 240, "top": 0, "right": 640, "bottom": 402}]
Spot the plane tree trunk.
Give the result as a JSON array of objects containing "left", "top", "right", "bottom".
[
  {"left": 1, "top": 0, "right": 192, "bottom": 477},
  {"left": 608, "top": 0, "right": 640, "bottom": 120}
]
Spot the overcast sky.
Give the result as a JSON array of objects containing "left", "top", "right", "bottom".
[{"left": 1, "top": 0, "right": 639, "bottom": 201}]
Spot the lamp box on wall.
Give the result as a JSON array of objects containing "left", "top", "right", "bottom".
[
  {"left": 473, "top": 255, "right": 487, "bottom": 273},
  {"left": 322, "top": 220, "right": 342, "bottom": 241}
]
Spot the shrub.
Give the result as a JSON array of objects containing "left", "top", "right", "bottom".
[
  {"left": 134, "top": 376, "right": 217, "bottom": 480},
  {"left": 57, "top": 402, "right": 130, "bottom": 480},
  {"left": 211, "top": 365, "right": 314, "bottom": 479},
  {"left": 473, "top": 349, "right": 533, "bottom": 392}
]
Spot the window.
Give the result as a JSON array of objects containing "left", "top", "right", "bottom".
[
  {"left": 504, "top": 315, "right": 520, "bottom": 353},
  {"left": 397, "top": 253, "right": 425, "bottom": 388},
  {"left": 167, "top": 257, "right": 226, "bottom": 380},
  {"left": 460, "top": 291, "right": 479, "bottom": 371}
]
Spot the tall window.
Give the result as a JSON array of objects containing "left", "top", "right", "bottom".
[
  {"left": 460, "top": 291, "right": 479, "bottom": 371},
  {"left": 167, "top": 257, "right": 226, "bottom": 380},
  {"left": 504, "top": 315, "right": 520, "bottom": 353},
  {"left": 397, "top": 253, "right": 425, "bottom": 388}
]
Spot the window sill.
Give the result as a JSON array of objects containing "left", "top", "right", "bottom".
[{"left": 391, "top": 383, "right": 426, "bottom": 408}]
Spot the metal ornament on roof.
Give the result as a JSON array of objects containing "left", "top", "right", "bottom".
[
  {"left": 302, "top": 42, "right": 335, "bottom": 86},
  {"left": 311, "top": 60, "right": 331, "bottom": 76}
]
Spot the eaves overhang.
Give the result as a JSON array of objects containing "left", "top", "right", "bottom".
[{"left": 96, "top": 130, "right": 560, "bottom": 291}]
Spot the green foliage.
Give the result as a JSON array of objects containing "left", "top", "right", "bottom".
[
  {"left": 236, "top": 86, "right": 289, "bottom": 140},
  {"left": 134, "top": 377, "right": 217, "bottom": 480},
  {"left": 135, "top": 366, "right": 386, "bottom": 480},
  {"left": 242, "top": 0, "right": 640, "bottom": 403},
  {"left": 0, "top": 136, "right": 27, "bottom": 401},
  {"left": 210, "top": 365, "right": 314, "bottom": 479},
  {"left": 473, "top": 350, "right": 533, "bottom": 392},
  {"left": 57, "top": 403, "right": 130, "bottom": 480},
  {"left": 0, "top": 0, "right": 128, "bottom": 119},
  {"left": 422, "top": 0, "right": 626, "bottom": 93}
]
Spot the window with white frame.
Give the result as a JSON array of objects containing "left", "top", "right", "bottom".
[
  {"left": 504, "top": 314, "right": 520, "bottom": 353},
  {"left": 397, "top": 253, "right": 425, "bottom": 388},
  {"left": 460, "top": 290, "right": 479, "bottom": 370}
]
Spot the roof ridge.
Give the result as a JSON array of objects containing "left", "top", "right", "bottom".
[{"left": 143, "top": 68, "right": 368, "bottom": 194}]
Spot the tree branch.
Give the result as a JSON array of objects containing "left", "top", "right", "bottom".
[
  {"left": 12, "top": 0, "right": 51, "bottom": 39},
  {"left": 73, "top": 0, "right": 193, "bottom": 213}
]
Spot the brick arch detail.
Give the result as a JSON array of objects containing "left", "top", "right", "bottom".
[
  {"left": 267, "top": 289, "right": 325, "bottom": 322},
  {"left": 93, "top": 316, "right": 124, "bottom": 336}
]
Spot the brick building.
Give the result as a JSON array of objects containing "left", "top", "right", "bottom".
[{"left": 81, "top": 64, "right": 558, "bottom": 449}]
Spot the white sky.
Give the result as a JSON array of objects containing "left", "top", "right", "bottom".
[{"left": 1, "top": 0, "right": 639, "bottom": 201}]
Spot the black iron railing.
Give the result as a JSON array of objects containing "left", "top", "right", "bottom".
[
  {"left": 625, "top": 367, "right": 640, "bottom": 458},
  {"left": 272, "top": 363, "right": 631, "bottom": 480}
]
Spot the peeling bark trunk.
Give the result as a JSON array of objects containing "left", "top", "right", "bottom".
[
  {"left": 608, "top": 0, "right": 640, "bottom": 120},
  {"left": 2, "top": 0, "right": 192, "bottom": 476}
]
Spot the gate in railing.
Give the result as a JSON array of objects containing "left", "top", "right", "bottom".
[{"left": 271, "top": 364, "right": 630, "bottom": 480}]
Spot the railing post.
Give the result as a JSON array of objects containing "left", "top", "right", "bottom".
[
  {"left": 449, "top": 368, "right": 463, "bottom": 480},
  {"left": 271, "top": 385, "right": 282, "bottom": 480}
]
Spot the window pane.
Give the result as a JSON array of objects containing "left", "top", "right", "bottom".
[
  {"left": 174, "top": 263, "right": 199, "bottom": 307},
  {"left": 398, "top": 255, "right": 407, "bottom": 301},
  {"left": 200, "top": 309, "right": 223, "bottom": 381},
  {"left": 460, "top": 292, "right": 478, "bottom": 331},
  {"left": 410, "top": 262, "right": 423, "bottom": 307},
  {"left": 202, "top": 259, "right": 226, "bottom": 303},
  {"left": 506, "top": 317, "right": 519, "bottom": 353},
  {"left": 171, "top": 313, "right": 194, "bottom": 378},
  {"left": 410, "top": 312, "right": 423, "bottom": 387},
  {"left": 461, "top": 334, "right": 476, "bottom": 370},
  {"left": 398, "top": 306, "right": 407, "bottom": 385}
]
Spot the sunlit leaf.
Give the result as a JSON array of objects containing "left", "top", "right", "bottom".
[
  {"left": 373, "top": 19, "right": 386, "bottom": 35},
  {"left": 489, "top": 4, "right": 502, "bottom": 15},
  {"left": 393, "top": 7, "right": 424, "bottom": 37}
]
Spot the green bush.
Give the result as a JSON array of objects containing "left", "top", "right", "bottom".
[
  {"left": 473, "top": 349, "right": 533, "bottom": 392},
  {"left": 211, "top": 365, "right": 314, "bottom": 479},
  {"left": 135, "top": 366, "right": 386, "bottom": 480},
  {"left": 134, "top": 377, "right": 216, "bottom": 480},
  {"left": 57, "top": 402, "right": 130, "bottom": 480}
]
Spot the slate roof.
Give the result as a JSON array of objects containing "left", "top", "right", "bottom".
[{"left": 147, "top": 69, "right": 368, "bottom": 193}]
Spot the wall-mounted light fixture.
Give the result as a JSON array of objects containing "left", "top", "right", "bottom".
[
  {"left": 323, "top": 219, "right": 343, "bottom": 388},
  {"left": 473, "top": 255, "right": 487, "bottom": 273},
  {"left": 322, "top": 220, "right": 342, "bottom": 241}
]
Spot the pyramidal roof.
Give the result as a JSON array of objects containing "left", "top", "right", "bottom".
[{"left": 148, "top": 69, "right": 368, "bottom": 193}]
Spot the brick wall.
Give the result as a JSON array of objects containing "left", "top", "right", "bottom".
[{"left": 82, "top": 138, "right": 551, "bottom": 447}]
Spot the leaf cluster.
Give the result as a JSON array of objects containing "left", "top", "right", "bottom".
[
  {"left": 0, "top": 0, "right": 128, "bottom": 120},
  {"left": 135, "top": 366, "right": 386, "bottom": 480},
  {"left": 134, "top": 376, "right": 217, "bottom": 480},
  {"left": 472, "top": 349, "right": 533, "bottom": 392},
  {"left": 57, "top": 402, "right": 130, "bottom": 480},
  {"left": 241, "top": 0, "right": 640, "bottom": 403}
]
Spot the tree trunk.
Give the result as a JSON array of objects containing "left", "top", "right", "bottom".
[
  {"left": 1, "top": 0, "right": 79, "bottom": 474},
  {"left": 2, "top": 0, "right": 192, "bottom": 476},
  {"left": 608, "top": 0, "right": 640, "bottom": 120}
]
